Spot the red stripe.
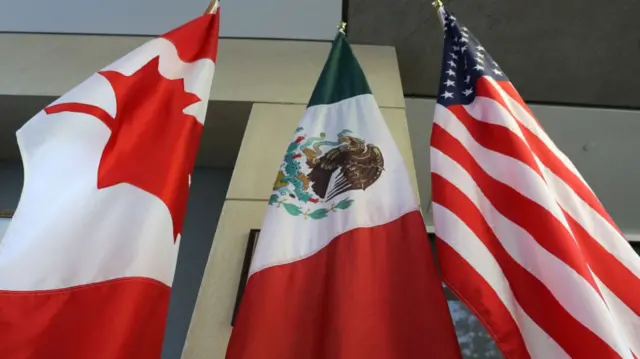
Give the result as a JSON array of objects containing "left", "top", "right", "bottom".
[
  {"left": 226, "top": 211, "right": 462, "bottom": 359},
  {"left": 0, "top": 277, "right": 170, "bottom": 359},
  {"left": 431, "top": 123, "right": 602, "bottom": 295},
  {"left": 479, "top": 78, "right": 621, "bottom": 235},
  {"left": 433, "top": 174, "right": 619, "bottom": 358}
]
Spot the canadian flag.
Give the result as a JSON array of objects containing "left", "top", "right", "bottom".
[{"left": 0, "top": 8, "right": 220, "bottom": 359}]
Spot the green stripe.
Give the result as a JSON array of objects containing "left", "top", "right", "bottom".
[{"left": 307, "top": 32, "right": 372, "bottom": 108}]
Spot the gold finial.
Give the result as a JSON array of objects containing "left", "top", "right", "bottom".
[
  {"left": 338, "top": 21, "right": 347, "bottom": 34},
  {"left": 204, "top": 0, "right": 220, "bottom": 15},
  {"left": 432, "top": 0, "right": 445, "bottom": 28}
]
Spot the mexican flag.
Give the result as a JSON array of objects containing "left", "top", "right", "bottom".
[{"left": 226, "top": 31, "right": 461, "bottom": 359}]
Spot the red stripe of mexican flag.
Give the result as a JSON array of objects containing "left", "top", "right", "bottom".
[{"left": 226, "top": 32, "right": 461, "bottom": 359}]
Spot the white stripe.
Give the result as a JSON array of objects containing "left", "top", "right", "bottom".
[
  {"left": 431, "top": 147, "right": 631, "bottom": 358},
  {"left": 433, "top": 104, "right": 572, "bottom": 233},
  {"left": 433, "top": 203, "right": 568, "bottom": 359}
]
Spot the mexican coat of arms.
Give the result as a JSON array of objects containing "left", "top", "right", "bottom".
[{"left": 269, "top": 127, "right": 385, "bottom": 220}]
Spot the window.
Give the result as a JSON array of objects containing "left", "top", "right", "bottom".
[
  {"left": 429, "top": 233, "right": 503, "bottom": 359},
  {"left": 632, "top": 242, "right": 640, "bottom": 256},
  {"left": 447, "top": 298, "right": 503, "bottom": 358}
]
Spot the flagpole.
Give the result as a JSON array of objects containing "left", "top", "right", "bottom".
[
  {"left": 204, "top": 0, "right": 220, "bottom": 14},
  {"left": 432, "top": 0, "right": 445, "bottom": 28},
  {"left": 341, "top": 0, "right": 350, "bottom": 36}
]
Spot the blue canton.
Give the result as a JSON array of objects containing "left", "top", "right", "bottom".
[{"left": 437, "top": 10, "right": 509, "bottom": 106}]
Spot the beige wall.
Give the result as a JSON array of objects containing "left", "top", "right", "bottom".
[{"left": 180, "top": 43, "right": 415, "bottom": 359}]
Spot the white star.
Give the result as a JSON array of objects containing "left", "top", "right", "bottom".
[
  {"left": 448, "top": 60, "right": 457, "bottom": 67},
  {"left": 446, "top": 69, "right": 456, "bottom": 76},
  {"left": 476, "top": 52, "right": 485, "bottom": 58},
  {"left": 450, "top": 52, "right": 458, "bottom": 60},
  {"left": 444, "top": 79, "right": 456, "bottom": 87},
  {"left": 449, "top": 15, "right": 457, "bottom": 21},
  {"left": 461, "top": 45, "right": 468, "bottom": 53},
  {"left": 461, "top": 26, "right": 469, "bottom": 32},
  {"left": 465, "top": 75, "right": 471, "bottom": 83},
  {"left": 460, "top": 37, "right": 469, "bottom": 43},
  {"left": 475, "top": 57, "right": 484, "bottom": 63},
  {"left": 493, "top": 60, "right": 499, "bottom": 66},
  {"left": 463, "top": 88, "right": 474, "bottom": 96},
  {"left": 454, "top": 37, "right": 461, "bottom": 43},
  {"left": 493, "top": 68, "right": 504, "bottom": 76},
  {"left": 474, "top": 64, "right": 484, "bottom": 71},
  {"left": 441, "top": 91, "right": 454, "bottom": 99},
  {"left": 453, "top": 45, "right": 460, "bottom": 52},
  {"left": 477, "top": 45, "right": 485, "bottom": 52}
]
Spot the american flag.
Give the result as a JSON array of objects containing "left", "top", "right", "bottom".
[{"left": 430, "top": 7, "right": 640, "bottom": 359}]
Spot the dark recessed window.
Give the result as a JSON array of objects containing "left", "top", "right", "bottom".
[{"left": 631, "top": 242, "right": 640, "bottom": 256}]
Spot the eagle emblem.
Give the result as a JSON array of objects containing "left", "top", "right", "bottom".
[{"left": 269, "top": 127, "right": 384, "bottom": 219}]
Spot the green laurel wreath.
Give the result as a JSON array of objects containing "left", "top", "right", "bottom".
[{"left": 269, "top": 196, "right": 354, "bottom": 220}]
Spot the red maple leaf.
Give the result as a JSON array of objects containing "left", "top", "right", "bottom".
[{"left": 45, "top": 56, "right": 204, "bottom": 241}]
